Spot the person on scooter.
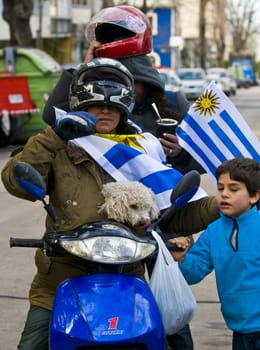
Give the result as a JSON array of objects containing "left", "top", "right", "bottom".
[
  {"left": 2, "top": 57, "right": 219, "bottom": 350},
  {"left": 30, "top": 5, "right": 202, "bottom": 349},
  {"left": 43, "top": 8, "right": 202, "bottom": 345}
]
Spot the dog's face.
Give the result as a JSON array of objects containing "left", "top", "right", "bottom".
[{"left": 98, "top": 181, "right": 159, "bottom": 229}]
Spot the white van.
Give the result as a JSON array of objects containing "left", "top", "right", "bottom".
[
  {"left": 206, "top": 67, "right": 236, "bottom": 96},
  {"left": 177, "top": 67, "right": 207, "bottom": 100}
]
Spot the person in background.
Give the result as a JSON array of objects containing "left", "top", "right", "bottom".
[
  {"left": 171, "top": 157, "right": 260, "bottom": 350},
  {"left": 2, "top": 58, "right": 219, "bottom": 350}
]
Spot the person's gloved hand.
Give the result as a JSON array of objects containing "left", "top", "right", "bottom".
[{"left": 53, "top": 111, "right": 98, "bottom": 140}]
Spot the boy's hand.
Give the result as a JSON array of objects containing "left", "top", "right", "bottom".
[{"left": 168, "top": 236, "right": 190, "bottom": 262}]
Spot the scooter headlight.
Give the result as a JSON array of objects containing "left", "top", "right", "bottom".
[{"left": 60, "top": 236, "right": 156, "bottom": 264}]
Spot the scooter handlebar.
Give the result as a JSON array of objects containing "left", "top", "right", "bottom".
[{"left": 10, "top": 237, "right": 44, "bottom": 248}]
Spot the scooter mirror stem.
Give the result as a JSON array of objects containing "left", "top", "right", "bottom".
[
  {"left": 157, "top": 170, "right": 200, "bottom": 227},
  {"left": 42, "top": 198, "right": 60, "bottom": 231}
]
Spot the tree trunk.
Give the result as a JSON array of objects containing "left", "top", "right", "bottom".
[
  {"left": 199, "top": 0, "right": 207, "bottom": 69},
  {"left": 214, "top": 0, "right": 226, "bottom": 66},
  {"left": 2, "top": 0, "right": 33, "bottom": 47}
]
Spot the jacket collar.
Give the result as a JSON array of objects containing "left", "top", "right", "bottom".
[
  {"left": 66, "top": 141, "right": 91, "bottom": 164},
  {"left": 220, "top": 205, "right": 258, "bottom": 222}
]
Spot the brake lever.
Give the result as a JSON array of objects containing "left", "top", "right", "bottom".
[
  {"left": 165, "top": 242, "right": 185, "bottom": 252},
  {"left": 163, "top": 233, "right": 186, "bottom": 252}
]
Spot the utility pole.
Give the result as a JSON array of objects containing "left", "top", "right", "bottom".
[
  {"left": 172, "top": 1, "right": 179, "bottom": 70},
  {"left": 141, "top": 0, "right": 148, "bottom": 13},
  {"left": 36, "top": 0, "right": 43, "bottom": 49}
]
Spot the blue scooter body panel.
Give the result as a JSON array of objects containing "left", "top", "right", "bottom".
[{"left": 49, "top": 274, "right": 165, "bottom": 349}]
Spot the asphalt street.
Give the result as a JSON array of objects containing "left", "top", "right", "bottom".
[{"left": 1, "top": 85, "right": 260, "bottom": 349}]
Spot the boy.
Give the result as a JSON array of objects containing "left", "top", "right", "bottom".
[{"left": 172, "top": 157, "right": 260, "bottom": 350}]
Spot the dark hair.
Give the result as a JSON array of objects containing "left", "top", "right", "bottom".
[
  {"left": 215, "top": 158, "right": 260, "bottom": 197},
  {"left": 144, "top": 84, "right": 182, "bottom": 121},
  {"left": 119, "top": 55, "right": 183, "bottom": 121},
  {"left": 117, "top": 118, "right": 138, "bottom": 134}
]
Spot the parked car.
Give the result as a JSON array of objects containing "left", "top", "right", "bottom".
[
  {"left": 206, "top": 67, "right": 236, "bottom": 96},
  {"left": 228, "top": 64, "right": 251, "bottom": 89},
  {"left": 156, "top": 67, "right": 185, "bottom": 94},
  {"left": 205, "top": 73, "right": 223, "bottom": 90},
  {"left": 228, "top": 72, "right": 237, "bottom": 95},
  {"left": 176, "top": 67, "right": 207, "bottom": 100}
]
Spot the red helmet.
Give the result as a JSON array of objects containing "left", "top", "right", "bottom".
[{"left": 85, "top": 5, "right": 152, "bottom": 59}]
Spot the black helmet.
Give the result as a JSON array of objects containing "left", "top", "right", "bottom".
[{"left": 69, "top": 57, "right": 135, "bottom": 119}]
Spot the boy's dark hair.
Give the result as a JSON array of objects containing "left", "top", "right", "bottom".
[{"left": 215, "top": 158, "right": 260, "bottom": 197}]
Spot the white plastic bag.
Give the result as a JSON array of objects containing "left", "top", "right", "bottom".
[{"left": 150, "top": 230, "right": 197, "bottom": 335}]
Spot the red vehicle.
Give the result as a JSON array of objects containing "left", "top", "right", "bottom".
[
  {"left": 0, "top": 73, "right": 39, "bottom": 146},
  {"left": 0, "top": 47, "right": 61, "bottom": 146}
]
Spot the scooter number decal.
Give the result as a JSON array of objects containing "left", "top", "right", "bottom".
[
  {"left": 108, "top": 317, "right": 119, "bottom": 329},
  {"left": 101, "top": 317, "right": 124, "bottom": 335}
]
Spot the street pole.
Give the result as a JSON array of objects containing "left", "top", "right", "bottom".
[
  {"left": 171, "top": 0, "right": 181, "bottom": 70},
  {"left": 36, "top": 0, "right": 43, "bottom": 49},
  {"left": 173, "top": 3, "right": 178, "bottom": 70},
  {"left": 142, "top": 0, "right": 148, "bottom": 14}
]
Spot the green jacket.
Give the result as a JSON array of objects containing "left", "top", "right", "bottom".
[{"left": 1, "top": 127, "right": 219, "bottom": 309}]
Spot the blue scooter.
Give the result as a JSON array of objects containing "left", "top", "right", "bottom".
[{"left": 10, "top": 162, "right": 200, "bottom": 350}]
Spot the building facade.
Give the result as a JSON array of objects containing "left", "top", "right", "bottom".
[{"left": 0, "top": 0, "right": 103, "bottom": 63}]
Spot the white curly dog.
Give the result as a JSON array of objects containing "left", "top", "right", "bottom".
[{"left": 98, "top": 181, "right": 159, "bottom": 229}]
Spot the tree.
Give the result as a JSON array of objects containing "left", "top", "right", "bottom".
[
  {"left": 2, "top": 0, "right": 33, "bottom": 47},
  {"left": 199, "top": 0, "right": 209, "bottom": 68},
  {"left": 213, "top": 0, "right": 226, "bottom": 66},
  {"left": 226, "top": 0, "right": 259, "bottom": 52},
  {"left": 199, "top": 0, "right": 227, "bottom": 67}
]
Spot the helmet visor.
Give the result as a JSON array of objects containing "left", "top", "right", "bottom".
[
  {"left": 86, "top": 7, "right": 147, "bottom": 42},
  {"left": 82, "top": 80, "right": 132, "bottom": 107},
  {"left": 72, "top": 80, "right": 134, "bottom": 118}
]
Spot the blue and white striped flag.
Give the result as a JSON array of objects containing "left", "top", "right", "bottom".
[
  {"left": 72, "top": 134, "right": 206, "bottom": 210},
  {"left": 177, "top": 81, "right": 260, "bottom": 182}
]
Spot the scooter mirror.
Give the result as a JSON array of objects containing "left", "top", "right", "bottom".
[
  {"left": 170, "top": 170, "right": 200, "bottom": 208},
  {"left": 157, "top": 170, "right": 200, "bottom": 226},
  {"left": 13, "top": 162, "right": 46, "bottom": 200}
]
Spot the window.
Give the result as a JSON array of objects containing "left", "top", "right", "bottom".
[
  {"left": 51, "top": 18, "right": 71, "bottom": 34},
  {"left": 72, "top": 0, "right": 89, "bottom": 5}
]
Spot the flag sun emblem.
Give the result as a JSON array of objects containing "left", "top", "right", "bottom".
[{"left": 194, "top": 90, "right": 220, "bottom": 116}]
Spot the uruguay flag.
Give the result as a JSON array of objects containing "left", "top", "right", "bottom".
[
  {"left": 72, "top": 134, "right": 206, "bottom": 210},
  {"left": 177, "top": 81, "right": 260, "bottom": 182}
]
